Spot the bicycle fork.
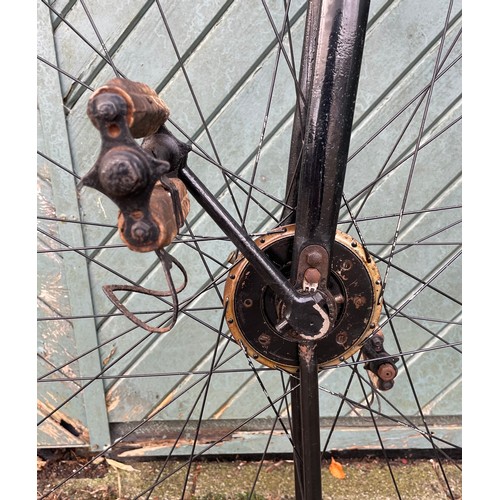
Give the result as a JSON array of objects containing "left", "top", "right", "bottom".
[{"left": 284, "top": 1, "right": 371, "bottom": 497}]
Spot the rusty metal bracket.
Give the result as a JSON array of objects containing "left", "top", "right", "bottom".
[
  {"left": 80, "top": 78, "right": 194, "bottom": 334},
  {"left": 80, "top": 78, "right": 191, "bottom": 253},
  {"left": 361, "top": 333, "right": 399, "bottom": 391}
]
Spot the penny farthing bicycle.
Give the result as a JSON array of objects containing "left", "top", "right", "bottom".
[{"left": 37, "top": 0, "right": 462, "bottom": 498}]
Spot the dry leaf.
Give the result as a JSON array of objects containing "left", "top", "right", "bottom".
[
  {"left": 37, "top": 456, "right": 46, "bottom": 471},
  {"left": 329, "top": 457, "right": 346, "bottom": 479},
  {"left": 106, "top": 458, "right": 137, "bottom": 472}
]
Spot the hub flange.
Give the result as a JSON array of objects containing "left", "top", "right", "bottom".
[{"left": 224, "top": 225, "right": 383, "bottom": 372}]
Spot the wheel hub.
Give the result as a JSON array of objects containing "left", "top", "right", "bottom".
[{"left": 224, "top": 225, "right": 383, "bottom": 372}]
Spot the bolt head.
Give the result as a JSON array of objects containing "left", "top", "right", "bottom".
[
  {"left": 304, "top": 267, "right": 321, "bottom": 284},
  {"left": 130, "top": 220, "right": 153, "bottom": 243},
  {"left": 306, "top": 250, "right": 322, "bottom": 267}
]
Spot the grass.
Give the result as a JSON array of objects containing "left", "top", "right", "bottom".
[{"left": 37, "top": 455, "right": 462, "bottom": 499}]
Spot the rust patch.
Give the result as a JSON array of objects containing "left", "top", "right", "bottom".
[
  {"left": 298, "top": 343, "right": 316, "bottom": 368},
  {"left": 105, "top": 391, "right": 120, "bottom": 413},
  {"left": 352, "top": 294, "right": 367, "bottom": 309}
]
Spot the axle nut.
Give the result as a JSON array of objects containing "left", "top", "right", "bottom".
[{"left": 306, "top": 250, "right": 323, "bottom": 268}]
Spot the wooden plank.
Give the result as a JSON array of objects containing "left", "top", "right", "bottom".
[
  {"left": 37, "top": 0, "right": 111, "bottom": 450},
  {"left": 114, "top": 421, "right": 462, "bottom": 457},
  {"left": 37, "top": 408, "right": 88, "bottom": 448},
  {"left": 37, "top": 0, "right": 461, "bottom": 453}
]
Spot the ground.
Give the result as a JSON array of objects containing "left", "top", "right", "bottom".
[{"left": 37, "top": 450, "right": 462, "bottom": 499}]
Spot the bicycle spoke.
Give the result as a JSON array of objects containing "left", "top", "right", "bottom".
[
  {"left": 242, "top": 0, "right": 297, "bottom": 227},
  {"left": 38, "top": 0, "right": 461, "bottom": 497}
]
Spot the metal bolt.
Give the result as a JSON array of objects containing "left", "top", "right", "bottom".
[
  {"left": 93, "top": 93, "right": 127, "bottom": 122},
  {"left": 304, "top": 267, "right": 321, "bottom": 284},
  {"left": 275, "top": 319, "right": 288, "bottom": 332},
  {"left": 130, "top": 220, "right": 153, "bottom": 243},
  {"left": 243, "top": 298, "right": 253, "bottom": 308},
  {"left": 342, "top": 259, "right": 353, "bottom": 271},
  {"left": 336, "top": 331, "right": 348, "bottom": 345},
  {"left": 379, "top": 380, "right": 394, "bottom": 391},
  {"left": 96, "top": 101, "right": 119, "bottom": 121},
  {"left": 372, "top": 335, "right": 383, "bottom": 351},
  {"left": 306, "top": 250, "right": 322, "bottom": 268},
  {"left": 258, "top": 333, "right": 272, "bottom": 347}
]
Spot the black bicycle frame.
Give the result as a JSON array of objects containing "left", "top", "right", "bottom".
[{"left": 179, "top": 1, "right": 370, "bottom": 498}]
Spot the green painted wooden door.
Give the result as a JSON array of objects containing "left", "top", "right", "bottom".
[{"left": 37, "top": 0, "right": 461, "bottom": 456}]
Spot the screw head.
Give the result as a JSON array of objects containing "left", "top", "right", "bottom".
[
  {"left": 336, "top": 331, "right": 348, "bottom": 345},
  {"left": 258, "top": 333, "right": 272, "bottom": 347}
]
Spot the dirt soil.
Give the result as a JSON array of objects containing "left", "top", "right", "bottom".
[{"left": 37, "top": 450, "right": 462, "bottom": 499}]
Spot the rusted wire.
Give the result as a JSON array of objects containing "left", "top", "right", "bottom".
[{"left": 103, "top": 249, "right": 187, "bottom": 333}]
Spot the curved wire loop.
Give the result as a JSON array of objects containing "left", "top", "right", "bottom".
[{"left": 102, "top": 248, "right": 188, "bottom": 333}]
